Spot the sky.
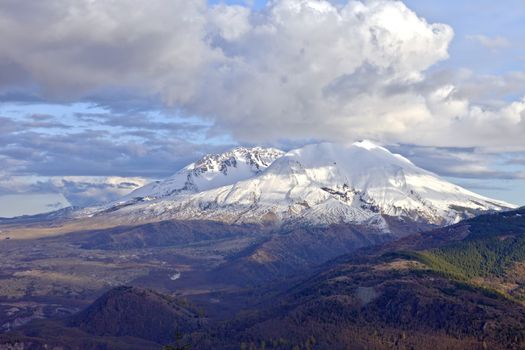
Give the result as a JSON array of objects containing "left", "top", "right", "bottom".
[{"left": 0, "top": 0, "right": 524, "bottom": 217}]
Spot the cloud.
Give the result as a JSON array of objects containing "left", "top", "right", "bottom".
[
  {"left": 466, "top": 34, "right": 511, "bottom": 51},
  {"left": 209, "top": 4, "right": 251, "bottom": 41},
  {"left": 0, "top": 0, "right": 523, "bottom": 151},
  {"left": 0, "top": 113, "right": 227, "bottom": 181},
  {"left": 429, "top": 70, "right": 525, "bottom": 108},
  {"left": 507, "top": 157, "right": 525, "bottom": 166},
  {"left": 389, "top": 144, "right": 525, "bottom": 180},
  {"left": 0, "top": 0, "right": 219, "bottom": 103},
  {"left": 22, "top": 113, "right": 72, "bottom": 129},
  {"left": 0, "top": 173, "right": 150, "bottom": 207},
  {"left": 74, "top": 112, "right": 207, "bottom": 133},
  {"left": 29, "top": 176, "right": 149, "bottom": 207},
  {"left": 193, "top": 0, "right": 455, "bottom": 143},
  {"left": 0, "top": 0, "right": 524, "bottom": 201}
]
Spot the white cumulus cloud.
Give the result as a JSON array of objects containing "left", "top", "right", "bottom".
[{"left": 0, "top": 0, "right": 524, "bottom": 151}]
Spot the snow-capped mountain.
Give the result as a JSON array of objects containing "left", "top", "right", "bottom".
[
  {"left": 87, "top": 141, "right": 515, "bottom": 232},
  {"left": 121, "top": 146, "right": 285, "bottom": 200}
]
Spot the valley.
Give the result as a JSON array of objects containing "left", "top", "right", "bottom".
[
  {"left": 0, "top": 217, "right": 396, "bottom": 333},
  {"left": 0, "top": 144, "right": 522, "bottom": 349},
  {"left": 2, "top": 208, "right": 525, "bottom": 349}
]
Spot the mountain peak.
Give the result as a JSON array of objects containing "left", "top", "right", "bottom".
[
  {"left": 94, "top": 141, "right": 514, "bottom": 231},
  {"left": 353, "top": 139, "right": 382, "bottom": 150},
  {"left": 276, "top": 141, "right": 416, "bottom": 176},
  {"left": 122, "top": 146, "right": 284, "bottom": 201},
  {"left": 188, "top": 146, "right": 284, "bottom": 173}
]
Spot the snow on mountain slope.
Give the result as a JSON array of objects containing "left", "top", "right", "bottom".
[
  {"left": 121, "top": 146, "right": 285, "bottom": 200},
  {"left": 89, "top": 141, "right": 515, "bottom": 231}
]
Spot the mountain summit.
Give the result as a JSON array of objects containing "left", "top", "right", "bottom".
[
  {"left": 122, "top": 146, "right": 284, "bottom": 200},
  {"left": 86, "top": 141, "right": 514, "bottom": 232}
]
